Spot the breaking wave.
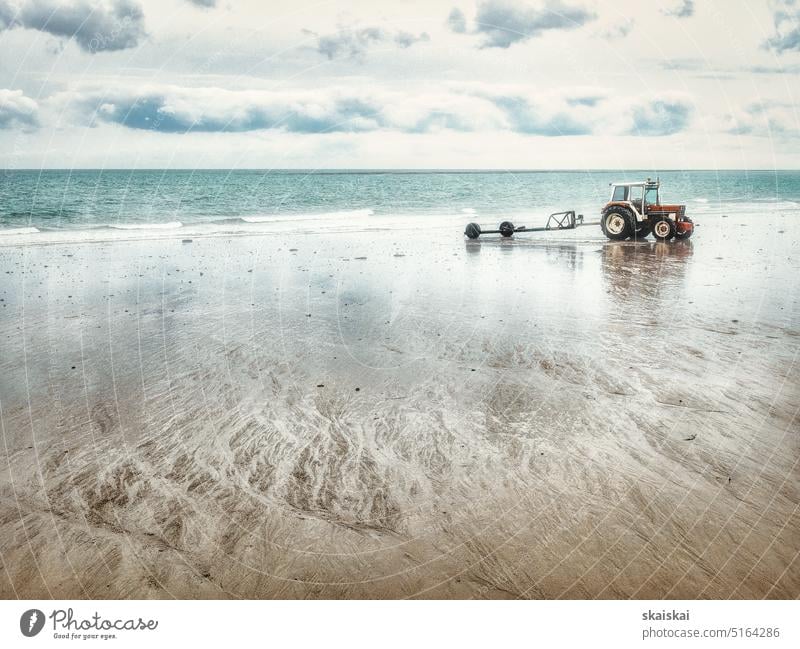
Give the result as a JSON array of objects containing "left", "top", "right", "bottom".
[
  {"left": 109, "top": 221, "right": 183, "bottom": 230},
  {"left": 0, "top": 226, "right": 40, "bottom": 235},
  {"left": 241, "top": 208, "right": 374, "bottom": 223}
]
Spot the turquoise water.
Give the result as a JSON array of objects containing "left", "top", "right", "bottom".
[{"left": 1, "top": 169, "right": 799, "bottom": 232}]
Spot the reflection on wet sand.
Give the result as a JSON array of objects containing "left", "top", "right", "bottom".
[
  {"left": 601, "top": 240, "right": 694, "bottom": 304},
  {"left": 0, "top": 227, "right": 797, "bottom": 599}
]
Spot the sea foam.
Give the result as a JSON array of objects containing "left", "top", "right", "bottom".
[
  {"left": 0, "top": 227, "right": 40, "bottom": 235},
  {"left": 241, "top": 208, "right": 373, "bottom": 223},
  {"left": 109, "top": 221, "right": 183, "bottom": 230}
]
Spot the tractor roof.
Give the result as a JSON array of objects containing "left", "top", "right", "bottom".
[{"left": 610, "top": 179, "right": 659, "bottom": 188}]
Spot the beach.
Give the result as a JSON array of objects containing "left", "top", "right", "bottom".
[{"left": 0, "top": 206, "right": 798, "bottom": 599}]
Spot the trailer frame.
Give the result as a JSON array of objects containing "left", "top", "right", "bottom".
[{"left": 464, "top": 211, "right": 598, "bottom": 239}]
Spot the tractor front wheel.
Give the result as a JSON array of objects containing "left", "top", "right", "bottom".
[
  {"left": 601, "top": 208, "right": 633, "bottom": 241},
  {"left": 652, "top": 218, "right": 676, "bottom": 241}
]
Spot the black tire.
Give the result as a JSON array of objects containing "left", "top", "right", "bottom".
[
  {"left": 600, "top": 207, "right": 634, "bottom": 241},
  {"left": 499, "top": 221, "right": 515, "bottom": 237},
  {"left": 465, "top": 223, "right": 481, "bottom": 239},
  {"left": 675, "top": 227, "right": 693, "bottom": 240},
  {"left": 632, "top": 223, "right": 651, "bottom": 240},
  {"left": 652, "top": 217, "right": 676, "bottom": 241}
]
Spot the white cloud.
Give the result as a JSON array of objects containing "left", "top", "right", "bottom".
[
  {"left": 64, "top": 84, "right": 497, "bottom": 134},
  {"left": 0, "top": 1, "right": 14, "bottom": 28},
  {"left": 58, "top": 82, "right": 694, "bottom": 138},
  {"left": 0, "top": 0, "right": 146, "bottom": 53},
  {"left": 0, "top": 88, "right": 39, "bottom": 129},
  {"left": 600, "top": 18, "right": 634, "bottom": 39},
  {"left": 628, "top": 98, "right": 692, "bottom": 136},
  {"left": 474, "top": 0, "right": 596, "bottom": 48},
  {"left": 447, "top": 7, "right": 467, "bottom": 34},
  {"left": 662, "top": 1, "right": 694, "bottom": 18},
  {"left": 310, "top": 25, "right": 429, "bottom": 60},
  {"left": 765, "top": 0, "right": 800, "bottom": 53},
  {"left": 723, "top": 102, "right": 799, "bottom": 137},
  {"left": 395, "top": 30, "right": 430, "bottom": 49},
  {"left": 475, "top": 86, "right": 693, "bottom": 136}
]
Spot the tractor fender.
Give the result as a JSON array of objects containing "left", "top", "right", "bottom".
[{"left": 604, "top": 201, "right": 645, "bottom": 222}]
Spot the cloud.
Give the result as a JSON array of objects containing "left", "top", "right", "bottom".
[
  {"left": 659, "top": 57, "right": 800, "bottom": 77},
  {"left": 658, "top": 58, "right": 703, "bottom": 71},
  {"left": 394, "top": 30, "right": 430, "bottom": 48},
  {"left": 657, "top": 58, "right": 737, "bottom": 80},
  {"left": 566, "top": 95, "right": 602, "bottom": 107},
  {"left": 0, "top": 88, "right": 39, "bottom": 129},
  {"left": 0, "top": 1, "right": 14, "bottom": 28},
  {"left": 600, "top": 19, "right": 634, "bottom": 39},
  {"left": 629, "top": 98, "right": 692, "bottom": 136},
  {"left": 765, "top": 1, "right": 800, "bottom": 53},
  {"left": 748, "top": 63, "right": 800, "bottom": 74},
  {"left": 0, "top": 0, "right": 146, "bottom": 53},
  {"left": 477, "top": 87, "right": 693, "bottom": 136},
  {"left": 662, "top": 1, "right": 694, "bottom": 18},
  {"left": 62, "top": 83, "right": 694, "bottom": 138},
  {"left": 316, "top": 27, "right": 383, "bottom": 60},
  {"left": 70, "top": 86, "right": 385, "bottom": 133},
  {"left": 488, "top": 94, "right": 591, "bottom": 134},
  {"left": 723, "top": 102, "right": 798, "bottom": 137},
  {"left": 66, "top": 85, "right": 498, "bottom": 135},
  {"left": 474, "top": 0, "right": 596, "bottom": 48},
  {"left": 447, "top": 7, "right": 467, "bottom": 33},
  {"left": 186, "top": 0, "right": 215, "bottom": 7},
  {"left": 312, "top": 25, "right": 429, "bottom": 60}
]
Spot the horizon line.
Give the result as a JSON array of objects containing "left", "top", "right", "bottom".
[{"left": 4, "top": 168, "right": 800, "bottom": 173}]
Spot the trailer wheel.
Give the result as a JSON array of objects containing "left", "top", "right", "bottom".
[
  {"left": 600, "top": 208, "right": 633, "bottom": 240},
  {"left": 499, "top": 221, "right": 515, "bottom": 237},
  {"left": 652, "top": 218, "right": 676, "bottom": 241},
  {"left": 465, "top": 223, "right": 481, "bottom": 239}
]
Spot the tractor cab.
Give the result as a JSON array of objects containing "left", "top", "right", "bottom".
[{"left": 608, "top": 179, "right": 660, "bottom": 217}]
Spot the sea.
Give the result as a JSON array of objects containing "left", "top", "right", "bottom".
[{"left": 1, "top": 169, "right": 798, "bottom": 239}]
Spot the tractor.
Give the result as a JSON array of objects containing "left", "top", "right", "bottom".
[{"left": 600, "top": 178, "right": 693, "bottom": 241}]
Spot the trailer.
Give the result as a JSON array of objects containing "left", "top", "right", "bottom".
[{"left": 464, "top": 210, "right": 594, "bottom": 239}]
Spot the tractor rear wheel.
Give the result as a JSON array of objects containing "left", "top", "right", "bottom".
[
  {"left": 652, "top": 218, "right": 676, "bottom": 241},
  {"left": 601, "top": 208, "right": 633, "bottom": 241}
]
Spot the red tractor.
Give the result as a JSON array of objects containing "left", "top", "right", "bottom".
[{"left": 600, "top": 179, "right": 694, "bottom": 241}]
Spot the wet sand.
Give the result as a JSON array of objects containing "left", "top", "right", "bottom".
[{"left": 0, "top": 210, "right": 798, "bottom": 599}]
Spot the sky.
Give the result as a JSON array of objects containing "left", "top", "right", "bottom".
[{"left": 0, "top": 0, "right": 798, "bottom": 169}]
